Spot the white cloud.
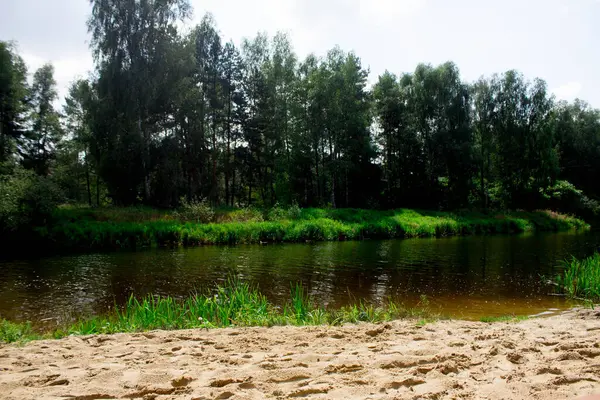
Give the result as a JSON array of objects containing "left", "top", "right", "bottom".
[
  {"left": 552, "top": 81, "right": 583, "bottom": 101},
  {"left": 358, "top": 0, "right": 426, "bottom": 23}
]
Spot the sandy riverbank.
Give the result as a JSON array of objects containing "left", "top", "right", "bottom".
[{"left": 2, "top": 309, "right": 600, "bottom": 400}]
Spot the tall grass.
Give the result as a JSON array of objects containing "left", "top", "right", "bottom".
[
  {"left": 555, "top": 253, "right": 600, "bottom": 301},
  {"left": 31, "top": 207, "right": 588, "bottom": 253},
  {"left": 0, "top": 280, "right": 436, "bottom": 343},
  {"left": 0, "top": 319, "right": 39, "bottom": 343}
]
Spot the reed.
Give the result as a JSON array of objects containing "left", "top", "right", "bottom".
[
  {"left": 554, "top": 253, "right": 600, "bottom": 301},
  {"left": 1, "top": 280, "right": 436, "bottom": 343}
]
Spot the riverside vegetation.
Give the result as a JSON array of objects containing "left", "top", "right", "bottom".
[
  {"left": 2, "top": 0, "right": 599, "bottom": 256},
  {"left": 2, "top": 0, "right": 600, "bottom": 347},
  {"left": 0, "top": 280, "right": 436, "bottom": 344},
  {"left": 3, "top": 0, "right": 600, "bottom": 231},
  {"left": 554, "top": 253, "right": 600, "bottom": 302},
  {"left": 10, "top": 204, "right": 588, "bottom": 253}
]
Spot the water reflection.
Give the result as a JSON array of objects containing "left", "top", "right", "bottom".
[{"left": 0, "top": 231, "right": 598, "bottom": 323}]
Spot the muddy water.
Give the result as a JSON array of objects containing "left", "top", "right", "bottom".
[{"left": 1, "top": 230, "right": 599, "bottom": 323}]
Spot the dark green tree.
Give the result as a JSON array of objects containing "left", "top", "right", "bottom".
[
  {"left": 0, "top": 41, "right": 29, "bottom": 169},
  {"left": 20, "top": 64, "right": 63, "bottom": 176},
  {"left": 87, "top": 0, "right": 191, "bottom": 204}
]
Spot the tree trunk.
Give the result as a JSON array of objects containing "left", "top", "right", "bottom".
[
  {"left": 480, "top": 150, "right": 486, "bottom": 209},
  {"left": 329, "top": 139, "right": 336, "bottom": 209},
  {"left": 248, "top": 180, "right": 252, "bottom": 207},
  {"left": 386, "top": 130, "right": 392, "bottom": 206},
  {"left": 345, "top": 165, "right": 349, "bottom": 207},
  {"left": 331, "top": 175, "right": 336, "bottom": 209},
  {"left": 96, "top": 172, "right": 100, "bottom": 207},
  {"left": 211, "top": 72, "right": 218, "bottom": 206},
  {"left": 139, "top": 114, "right": 150, "bottom": 202},
  {"left": 225, "top": 83, "right": 232, "bottom": 207},
  {"left": 314, "top": 150, "right": 320, "bottom": 205},
  {"left": 231, "top": 154, "right": 236, "bottom": 207},
  {"left": 85, "top": 150, "right": 92, "bottom": 207}
]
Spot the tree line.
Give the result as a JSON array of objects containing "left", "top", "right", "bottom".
[{"left": 1, "top": 0, "right": 599, "bottom": 217}]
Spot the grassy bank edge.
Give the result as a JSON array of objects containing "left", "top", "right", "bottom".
[
  {"left": 0, "top": 281, "right": 438, "bottom": 344},
  {"left": 0, "top": 313, "right": 538, "bottom": 345},
  {"left": 24, "top": 208, "right": 589, "bottom": 254},
  {"left": 0, "top": 280, "right": 536, "bottom": 345}
]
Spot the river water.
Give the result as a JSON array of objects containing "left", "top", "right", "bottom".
[{"left": 1, "top": 230, "right": 599, "bottom": 324}]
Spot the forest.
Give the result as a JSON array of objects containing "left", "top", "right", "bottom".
[{"left": 1, "top": 0, "right": 600, "bottom": 237}]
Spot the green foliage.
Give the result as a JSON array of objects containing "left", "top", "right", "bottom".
[
  {"left": 0, "top": 319, "right": 38, "bottom": 343},
  {"left": 217, "top": 207, "right": 264, "bottom": 223},
  {"left": 0, "top": 41, "right": 29, "bottom": 165},
  {"left": 552, "top": 100, "right": 600, "bottom": 210},
  {"left": 20, "top": 64, "right": 63, "bottom": 176},
  {"left": 540, "top": 180, "right": 600, "bottom": 221},
  {"left": 540, "top": 180, "right": 582, "bottom": 202},
  {"left": 26, "top": 207, "right": 587, "bottom": 253},
  {"left": 266, "top": 203, "right": 302, "bottom": 221},
  {"left": 175, "top": 198, "right": 215, "bottom": 223},
  {"left": 2, "top": 7, "right": 600, "bottom": 235},
  {"left": 1, "top": 280, "right": 438, "bottom": 343},
  {"left": 0, "top": 166, "right": 62, "bottom": 233},
  {"left": 21, "top": 175, "right": 64, "bottom": 224},
  {"left": 0, "top": 165, "right": 31, "bottom": 231},
  {"left": 555, "top": 254, "right": 600, "bottom": 301}
]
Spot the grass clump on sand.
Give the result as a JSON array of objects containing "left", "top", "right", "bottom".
[
  {"left": 554, "top": 253, "right": 600, "bottom": 301},
  {"left": 0, "top": 319, "right": 39, "bottom": 343},
  {"left": 26, "top": 206, "right": 588, "bottom": 253},
  {"left": 0, "top": 280, "right": 435, "bottom": 344}
]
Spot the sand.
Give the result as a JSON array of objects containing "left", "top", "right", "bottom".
[{"left": 1, "top": 308, "right": 600, "bottom": 400}]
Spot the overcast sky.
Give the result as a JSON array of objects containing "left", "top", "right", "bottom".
[{"left": 1, "top": 0, "right": 599, "bottom": 107}]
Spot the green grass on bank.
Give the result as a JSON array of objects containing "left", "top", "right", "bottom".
[
  {"left": 26, "top": 206, "right": 588, "bottom": 253},
  {"left": 0, "top": 280, "right": 435, "bottom": 344},
  {"left": 0, "top": 319, "right": 40, "bottom": 343},
  {"left": 554, "top": 253, "right": 600, "bottom": 301}
]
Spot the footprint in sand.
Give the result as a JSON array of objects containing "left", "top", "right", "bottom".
[
  {"left": 387, "top": 377, "right": 426, "bottom": 389},
  {"left": 325, "top": 363, "right": 363, "bottom": 374}
]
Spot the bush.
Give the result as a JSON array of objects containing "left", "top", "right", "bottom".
[
  {"left": 540, "top": 180, "right": 600, "bottom": 220},
  {"left": 540, "top": 180, "right": 582, "bottom": 205},
  {"left": 0, "top": 167, "right": 31, "bottom": 232},
  {"left": 175, "top": 198, "right": 215, "bottom": 223},
  {"left": 266, "top": 203, "right": 288, "bottom": 221},
  {"left": 0, "top": 166, "right": 62, "bottom": 233},
  {"left": 23, "top": 175, "right": 64, "bottom": 224},
  {"left": 580, "top": 196, "right": 600, "bottom": 220},
  {"left": 232, "top": 207, "right": 264, "bottom": 222},
  {"left": 287, "top": 202, "right": 302, "bottom": 220}
]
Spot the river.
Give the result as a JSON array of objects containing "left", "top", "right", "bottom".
[{"left": 1, "top": 230, "right": 599, "bottom": 324}]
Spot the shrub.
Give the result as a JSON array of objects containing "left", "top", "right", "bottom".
[
  {"left": 22, "top": 175, "right": 64, "bottom": 224},
  {"left": 0, "top": 167, "right": 31, "bottom": 232},
  {"left": 0, "top": 166, "right": 62, "bottom": 233},
  {"left": 287, "top": 202, "right": 302, "bottom": 220},
  {"left": 540, "top": 180, "right": 600, "bottom": 221},
  {"left": 175, "top": 198, "right": 215, "bottom": 223},
  {"left": 219, "top": 207, "right": 264, "bottom": 223},
  {"left": 266, "top": 203, "right": 287, "bottom": 221}
]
